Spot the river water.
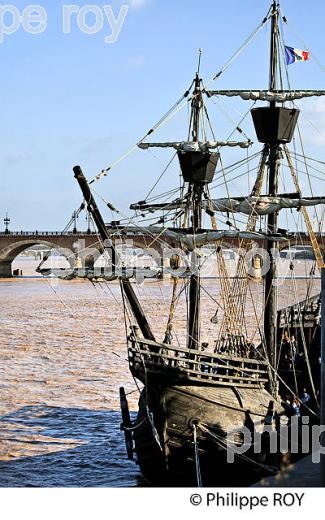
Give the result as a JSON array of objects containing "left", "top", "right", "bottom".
[{"left": 0, "top": 259, "right": 320, "bottom": 487}]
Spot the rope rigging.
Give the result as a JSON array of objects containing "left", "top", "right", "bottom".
[
  {"left": 38, "top": 2, "right": 324, "bottom": 457},
  {"left": 84, "top": 4, "right": 272, "bottom": 188}
]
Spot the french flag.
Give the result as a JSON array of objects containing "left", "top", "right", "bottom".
[{"left": 285, "top": 45, "right": 310, "bottom": 65}]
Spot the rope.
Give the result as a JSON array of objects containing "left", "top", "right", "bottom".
[
  {"left": 280, "top": 7, "right": 325, "bottom": 74},
  {"left": 209, "top": 8, "right": 272, "bottom": 82},
  {"left": 88, "top": 5, "right": 271, "bottom": 187},
  {"left": 90, "top": 85, "right": 193, "bottom": 184},
  {"left": 126, "top": 319, "right": 164, "bottom": 451},
  {"left": 215, "top": 146, "right": 268, "bottom": 343},
  {"left": 123, "top": 418, "right": 146, "bottom": 432},
  {"left": 193, "top": 423, "right": 202, "bottom": 487},
  {"left": 289, "top": 272, "right": 319, "bottom": 406},
  {"left": 163, "top": 267, "right": 181, "bottom": 343},
  {"left": 198, "top": 423, "right": 278, "bottom": 473},
  {"left": 144, "top": 153, "right": 178, "bottom": 201}
]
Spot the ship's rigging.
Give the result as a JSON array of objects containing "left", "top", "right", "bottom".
[
  {"left": 37, "top": 0, "right": 325, "bottom": 485},
  {"left": 37, "top": 1, "right": 324, "bottom": 408}
]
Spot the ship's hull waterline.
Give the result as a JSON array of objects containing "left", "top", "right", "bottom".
[{"left": 132, "top": 383, "right": 287, "bottom": 486}]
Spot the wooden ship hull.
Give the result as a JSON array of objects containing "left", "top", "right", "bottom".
[
  {"left": 133, "top": 385, "right": 281, "bottom": 486},
  {"left": 123, "top": 335, "right": 287, "bottom": 486},
  {"left": 121, "top": 294, "right": 321, "bottom": 486}
]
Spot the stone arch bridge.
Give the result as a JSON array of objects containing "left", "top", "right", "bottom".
[
  {"left": 0, "top": 229, "right": 168, "bottom": 277},
  {"left": 0, "top": 229, "right": 322, "bottom": 277}
]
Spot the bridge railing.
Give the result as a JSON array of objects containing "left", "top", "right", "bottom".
[{"left": 0, "top": 231, "right": 98, "bottom": 236}]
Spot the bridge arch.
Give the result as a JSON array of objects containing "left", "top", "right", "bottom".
[{"left": 0, "top": 239, "right": 75, "bottom": 277}]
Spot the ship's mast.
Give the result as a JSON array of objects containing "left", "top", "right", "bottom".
[
  {"left": 264, "top": 0, "right": 280, "bottom": 395},
  {"left": 188, "top": 72, "right": 203, "bottom": 349},
  {"left": 73, "top": 166, "right": 156, "bottom": 342}
]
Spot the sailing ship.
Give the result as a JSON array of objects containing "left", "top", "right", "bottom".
[{"left": 69, "top": 1, "right": 323, "bottom": 485}]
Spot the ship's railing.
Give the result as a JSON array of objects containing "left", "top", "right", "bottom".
[
  {"left": 277, "top": 293, "right": 321, "bottom": 329},
  {"left": 128, "top": 337, "right": 269, "bottom": 388}
]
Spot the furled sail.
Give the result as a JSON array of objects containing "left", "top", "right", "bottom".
[
  {"left": 130, "top": 200, "right": 186, "bottom": 211},
  {"left": 102, "top": 224, "right": 281, "bottom": 251},
  {"left": 138, "top": 140, "right": 251, "bottom": 151},
  {"left": 209, "top": 196, "right": 325, "bottom": 215},
  {"left": 131, "top": 196, "right": 325, "bottom": 214},
  {"left": 206, "top": 90, "right": 325, "bottom": 102},
  {"left": 161, "top": 229, "right": 281, "bottom": 252}
]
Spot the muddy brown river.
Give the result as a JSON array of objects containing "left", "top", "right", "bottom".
[{"left": 0, "top": 259, "right": 320, "bottom": 487}]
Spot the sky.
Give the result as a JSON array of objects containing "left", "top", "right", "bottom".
[{"left": 1, "top": 0, "right": 325, "bottom": 231}]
